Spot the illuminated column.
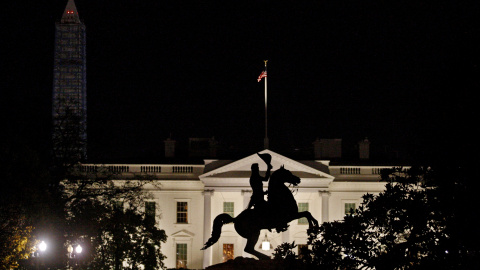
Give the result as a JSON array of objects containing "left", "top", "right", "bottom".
[
  {"left": 242, "top": 190, "right": 252, "bottom": 257},
  {"left": 319, "top": 191, "right": 331, "bottom": 223},
  {"left": 282, "top": 230, "right": 290, "bottom": 243},
  {"left": 203, "top": 190, "right": 214, "bottom": 268}
]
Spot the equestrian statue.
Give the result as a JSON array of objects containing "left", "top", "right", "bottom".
[{"left": 201, "top": 153, "right": 318, "bottom": 260}]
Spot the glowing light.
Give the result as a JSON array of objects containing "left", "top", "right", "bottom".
[
  {"left": 75, "top": 245, "right": 82, "bottom": 254},
  {"left": 261, "top": 241, "right": 270, "bottom": 251},
  {"left": 67, "top": 245, "right": 73, "bottom": 253},
  {"left": 39, "top": 241, "right": 47, "bottom": 252},
  {"left": 260, "top": 232, "right": 270, "bottom": 251}
]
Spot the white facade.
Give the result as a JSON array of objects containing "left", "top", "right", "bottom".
[{"left": 82, "top": 150, "right": 394, "bottom": 269}]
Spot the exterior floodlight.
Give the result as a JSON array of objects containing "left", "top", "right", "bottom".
[
  {"left": 75, "top": 245, "right": 82, "bottom": 254},
  {"left": 261, "top": 241, "right": 270, "bottom": 251},
  {"left": 39, "top": 241, "right": 47, "bottom": 252},
  {"left": 260, "top": 232, "right": 270, "bottom": 251},
  {"left": 67, "top": 245, "right": 73, "bottom": 254}
]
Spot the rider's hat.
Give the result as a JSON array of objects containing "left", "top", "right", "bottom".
[{"left": 257, "top": 153, "right": 271, "bottom": 165}]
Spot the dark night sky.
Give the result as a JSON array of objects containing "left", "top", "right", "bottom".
[{"left": 1, "top": 1, "right": 478, "bottom": 162}]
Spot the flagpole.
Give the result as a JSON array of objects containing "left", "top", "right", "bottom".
[{"left": 264, "top": 60, "right": 269, "bottom": 149}]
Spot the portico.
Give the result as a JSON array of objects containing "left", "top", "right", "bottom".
[{"left": 199, "top": 150, "right": 334, "bottom": 267}]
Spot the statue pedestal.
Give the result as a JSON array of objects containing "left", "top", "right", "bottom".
[{"left": 206, "top": 257, "right": 282, "bottom": 270}]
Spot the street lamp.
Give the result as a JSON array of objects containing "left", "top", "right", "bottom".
[
  {"left": 68, "top": 243, "right": 83, "bottom": 269},
  {"left": 35, "top": 241, "right": 47, "bottom": 270},
  {"left": 259, "top": 232, "right": 271, "bottom": 251},
  {"left": 68, "top": 244, "right": 82, "bottom": 257},
  {"left": 75, "top": 245, "right": 82, "bottom": 254},
  {"left": 39, "top": 241, "right": 47, "bottom": 252}
]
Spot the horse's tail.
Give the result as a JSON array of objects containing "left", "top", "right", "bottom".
[{"left": 201, "top": 213, "right": 234, "bottom": 250}]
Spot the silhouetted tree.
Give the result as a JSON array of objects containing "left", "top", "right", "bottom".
[
  {"left": 6, "top": 106, "right": 168, "bottom": 269},
  {"left": 274, "top": 166, "right": 479, "bottom": 269},
  {"left": 65, "top": 183, "right": 167, "bottom": 270}
]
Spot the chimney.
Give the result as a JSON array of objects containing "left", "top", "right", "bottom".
[
  {"left": 313, "top": 138, "right": 342, "bottom": 159},
  {"left": 358, "top": 137, "right": 370, "bottom": 160},
  {"left": 164, "top": 137, "right": 176, "bottom": 158}
]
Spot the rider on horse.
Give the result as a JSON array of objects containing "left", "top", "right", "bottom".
[
  {"left": 247, "top": 153, "right": 289, "bottom": 232},
  {"left": 247, "top": 153, "right": 272, "bottom": 211},
  {"left": 202, "top": 163, "right": 319, "bottom": 259}
]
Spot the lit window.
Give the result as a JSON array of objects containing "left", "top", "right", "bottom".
[
  {"left": 223, "top": 202, "right": 234, "bottom": 218},
  {"left": 176, "top": 243, "right": 187, "bottom": 268},
  {"left": 223, "top": 244, "right": 234, "bottom": 262},
  {"left": 145, "top": 201, "right": 155, "bottom": 225},
  {"left": 176, "top": 202, "right": 188, "bottom": 223},
  {"left": 298, "top": 203, "right": 309, "bottom": 224},
  {"left": 345, "top": 203, "right": 356, "bottom": 216}
]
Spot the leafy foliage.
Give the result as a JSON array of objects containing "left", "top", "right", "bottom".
[
  {"left": 0, "top": 223, "right": 36, "bottom": 269},
  {"left": 274, "top": 166, "right": 479, "bottom": 269},
  {"left": 273, "top": 242, "right": 297, "bottom": 261},
  {"left": 66, "top": 196, "right": 167, "bottom": 269},
  {"left": 63, "top": 166, "right": 168, "bottom": 270}
]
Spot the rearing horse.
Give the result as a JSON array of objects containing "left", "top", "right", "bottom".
[{"left": 201, "top": 166, "right": 318, "bottom": 260}]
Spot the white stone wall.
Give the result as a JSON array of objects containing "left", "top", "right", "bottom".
[
  {"left": 210, "top": 191, "right": 245, "bottom": 264},
  {"left": 149, "top": 181, "right": 205, "bottom": 269}
]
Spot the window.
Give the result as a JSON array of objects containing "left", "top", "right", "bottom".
[
  {"left": 176, "top": 202, "right": 188, "bottom": 223},
  {"left": 223, "top": 244, "right": 234, "bottom": 262},
  {"left": 298, "top": 244, "right": 308, "bottom": 259},
  {"left": 145, "top": 201, "right": 156, "bottom": 225},
  {"left": 345, "top": 203, "right": 356, "bottom": 216},
  {"left": 176, "top": 243, "right": 187, "bottom": 269},
  {"left": 144, "top": 244, "right": 155, "bottom": 270},
  {"left": 223, "top": 202, "right": 234, "bottom": 217},
  {"left": 298, "top": 203, "right": 309, "bottom": 224}
]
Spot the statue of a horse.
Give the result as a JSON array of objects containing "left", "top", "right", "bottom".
[{"left": 201, "top": 166, "right": 318, "bottom": 260}]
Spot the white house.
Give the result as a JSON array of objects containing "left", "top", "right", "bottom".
[{"left": 81, "top": 149, "right": 398, "bottom": 269}]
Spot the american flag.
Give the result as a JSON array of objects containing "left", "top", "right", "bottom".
[{"left": 257, "top": 70, "right": 267, "bottom": 82}]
